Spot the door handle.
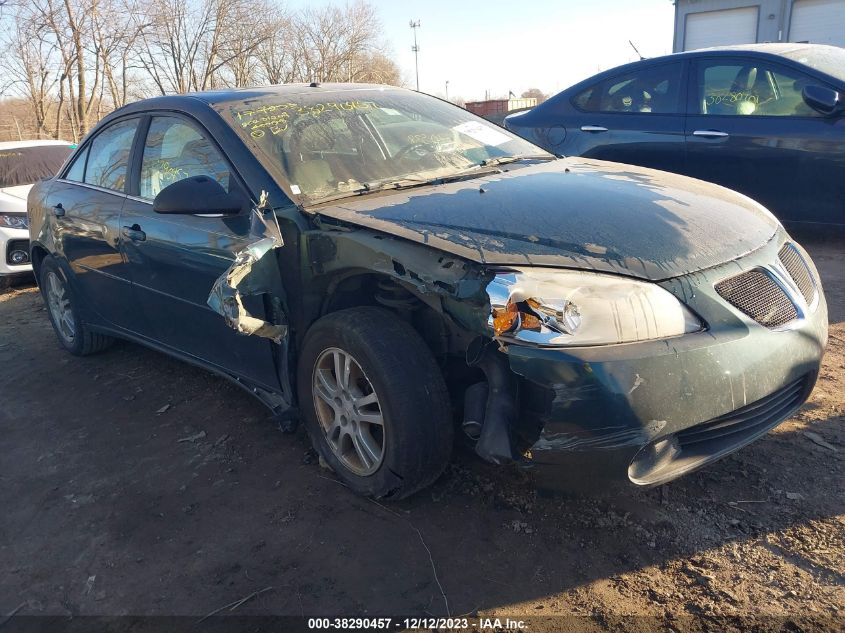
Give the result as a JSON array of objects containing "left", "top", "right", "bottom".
[
  {"left": 693, "top": 129, "right": 729, "bottom": 138},
  {"left": 121, "top": 224, "right": 146, "bottom": 242},
  {"left": 52, "top": 203, "right": 65, "bottom": 217},
  {"left": 581, "top": 125, "right": 609, "bottom": 132}
]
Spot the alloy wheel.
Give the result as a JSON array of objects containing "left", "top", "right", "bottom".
[
  {"left": 312, "top": 347, "right": 385, "bottom": 476},
  {"left": 45, "top": 271, "right": 76, "bottom": 344}
]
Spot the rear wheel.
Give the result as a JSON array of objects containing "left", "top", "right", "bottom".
[
  {"left": 297, "top": 307, "right": 453, "bottom": 499},
  {"left": 39, "top": 256, "right": 113, "bottom": 356}
]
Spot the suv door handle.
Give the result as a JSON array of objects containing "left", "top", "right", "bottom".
[
  {"left": 122, "top": 224, "right": 146, "bottom": 242},
  {"left": 693, "top": 129, "right": 729, "bottom": 138},
  {"left": 52, "top": 203, "right": 65, "bottom": 217},
  {"left": 581, "top": 125, "right": 609, "bottom": 132}
]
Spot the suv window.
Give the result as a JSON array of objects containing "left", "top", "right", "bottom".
[
  {"left": 84, "top": 119, "right": 139, "bottom": 192},
  {"left": 573, "top": 63, "right": 683, "bottom": 114},
  {"left": 140, "top": 117, "right": 231, "bottom": 200},
  {"left": 697, "top": 60, "right": 825, "bottom": 117}
]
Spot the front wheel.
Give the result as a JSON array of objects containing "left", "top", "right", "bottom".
[{"left": 297, "top": 307, "right": 453, "bottom": 499}]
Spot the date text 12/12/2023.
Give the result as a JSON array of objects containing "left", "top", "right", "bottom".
[{"left": 307, "top": 617, "right": 528, "bottom": 630}]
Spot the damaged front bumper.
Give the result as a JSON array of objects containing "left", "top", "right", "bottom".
[{"left": 501, "top": 239, "right": 828, "bottom": 492}]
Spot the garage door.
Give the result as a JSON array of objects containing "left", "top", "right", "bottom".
[
  {"left": 790, "top": 0, "right": 845, "bottom": 47},
  {"left": 684, "top": 7, "right": 759, "bottom": 51}
]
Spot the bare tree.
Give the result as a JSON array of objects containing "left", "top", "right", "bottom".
[
  {"left": 210, "top": 0, "right": 280, "bottom": 88},
  {"left": 135, "top": 0, "right": 276, "bottom": 94},
  {"left": 90, "top": 0, "right": 147, "bottom": 109},
  {"left": 0, "top": 0, "right": 402, "bottom": 141},
  {"left": 350, "top": 50, "right": 401, "bottom": 85},
  {"left": 295, "top": 1, "right": 379, "bottom": 83},
  {"left": 521, "top": 88, "right": 547, "bottom": 104},
  {"left": 1, "top": 10, "right": 60, "bottom": 137}
]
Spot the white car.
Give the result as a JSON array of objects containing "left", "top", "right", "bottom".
[{"left": 0, "top": 140, "right": 73, "bottom": 288}]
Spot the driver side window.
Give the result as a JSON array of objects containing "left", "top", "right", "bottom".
[
  {"left": 573, "top": 63, "right": 683, "bottom": 114},
  {"left": 139, "top": 117, "right": 231, "bottom": 200},
  {"left": 697, "top": 60, "right": 826, "bottom": 117}
]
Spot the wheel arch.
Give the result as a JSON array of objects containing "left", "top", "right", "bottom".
[
  {"left": 29, "top": 242, "right": 50, "bottom": 283},
  {"left": 314, "top": 268, "right": 456, "bottom": 363}
]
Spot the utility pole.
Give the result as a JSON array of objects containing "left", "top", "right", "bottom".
[
  {"left": 409, "top": 20, "right": 421, "bottom": 92},
  {"left": 445, "top": 80, "right": 449, "bottom": 101}
]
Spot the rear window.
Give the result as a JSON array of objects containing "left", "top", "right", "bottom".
[{"left": 0, "top": 145, "right": 73, "bottom": 188}]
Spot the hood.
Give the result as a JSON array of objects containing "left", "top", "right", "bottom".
[
  {"left": 316, "top": 158, "right": 779, "bottom": 281},
  {"left": 0, "top": 184, "right": 33, "bottom": 213}
]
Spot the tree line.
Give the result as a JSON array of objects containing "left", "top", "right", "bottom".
[{"left": 0, "top": 0, "right": 401, "bottom": 142}]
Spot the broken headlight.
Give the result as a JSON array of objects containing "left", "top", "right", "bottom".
[{"left": 487, "top": 269, "right": 702, "bottom": 346}]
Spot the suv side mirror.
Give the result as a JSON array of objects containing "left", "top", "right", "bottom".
[
  {"left": 802, "top": 85, "right": 843, "bottom": 116},
  {"left": 153, "top": 175, "right": 245, "bottom": 215}
]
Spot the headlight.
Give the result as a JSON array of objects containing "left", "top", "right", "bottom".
[
  {"left": 487, "top": 269, "right": 702, "bottom": 346},
  {"left": 0, "top": 213, "right": 28, "bottom": 229}
]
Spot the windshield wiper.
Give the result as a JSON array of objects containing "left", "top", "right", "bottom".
[
  {"left": 479, "top": 154, "right": 557, "bottom": 167},
  {"left": 307, "top": 156, "right": 557, "bottom": 205},
  {"left": 359, "top": 166, "right": 506, "bottom": 193}
]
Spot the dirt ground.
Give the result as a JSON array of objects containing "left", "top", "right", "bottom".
[{"left": 1, "top": 233, "right": 843, "bottom": 629}]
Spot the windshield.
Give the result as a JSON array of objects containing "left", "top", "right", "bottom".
[
  {"left": 218, "top": 88, "right": 550, "bottom": 204},
  {"left": 0, "top": 144, "right": 73, "bottom": 189},
  {"left": 781, "top": 46, "right": 845, "bottom": 82}
]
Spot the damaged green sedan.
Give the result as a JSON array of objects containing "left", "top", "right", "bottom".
[{"left": 28, "top": 84, "right": 828, "bottom": 499}]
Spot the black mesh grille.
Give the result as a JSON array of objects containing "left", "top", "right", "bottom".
[
  {"left": 715, "top": 270, "right": 797, "bottom": 328},
  {"left": 677, "top": 376, "right": 807, "bottom": 449},
  {"left": 779, "top": 243, "right": 816, "bottom": 305}
]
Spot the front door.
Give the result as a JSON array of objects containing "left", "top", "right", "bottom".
[
  {"left": 120, "top": 114, "right": 283, "bottom": 391},
  {"left": 685, "top": 56, "right": 845, "bottom": 225}
]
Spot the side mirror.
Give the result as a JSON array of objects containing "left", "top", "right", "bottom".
[
  {"left": 802, "top": 85, "right": 843, "bottom": 116},
  {"left": 153, "top": 175, "right": 245, "bottom": 215}
]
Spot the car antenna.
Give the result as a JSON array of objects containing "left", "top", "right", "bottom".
[{"left": 629, "top": 40, "right": 646, "bottom": 61}]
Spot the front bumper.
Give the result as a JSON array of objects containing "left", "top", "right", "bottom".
[
  {"left": 0, "top": 226, "right": 32, "bottom": 277},
  {"left": 507, "top": 234, "right": 828, "bottom": 492}
]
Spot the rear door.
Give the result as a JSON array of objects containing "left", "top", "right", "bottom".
[
  {"left": 684, "top": 55, "right": 845, "bottom": 224},
  {"left": 562, "top": 61, "right": 687, "bottom": 174},
  {"left": 120, "top": 114, "right": 282, "bottom": 391},
  {"left": 46, "top": 117, "right": 141, "bottom": 327}
]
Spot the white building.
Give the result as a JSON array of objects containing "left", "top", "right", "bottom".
[{"left": 673, "top": 0, "right": 845, "bottom": 52}]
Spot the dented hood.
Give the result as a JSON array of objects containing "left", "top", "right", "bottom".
[{"left": 317, "top": 158, "right": 779, "bottom": 281}]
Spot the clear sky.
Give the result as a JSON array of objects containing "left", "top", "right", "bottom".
[{"left": 287, "top": 0, "right": 676, "bottom": 101}]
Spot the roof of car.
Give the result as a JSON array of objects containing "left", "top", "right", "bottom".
[
  {"left": 186, "top": 83, "right": 407, "bottom": 107},
  {"left": 676, "top": 42, "right": 831, "bottom": 57},
  {"left": 107, "top": 83, "right": 412, "bottom": 121},
  {"left": 0, "top": 139, "right": 74, "bottom": 150},
  {"left": 533, "top": 42, "right": 842, "bottom": 103}
]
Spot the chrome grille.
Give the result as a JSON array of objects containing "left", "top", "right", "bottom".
[
  {"left": 715, "top": 270, "right": 797, "bottom": 328},
  {"left": 778, "top": 243, "right": 816, "bottom": 306}
]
